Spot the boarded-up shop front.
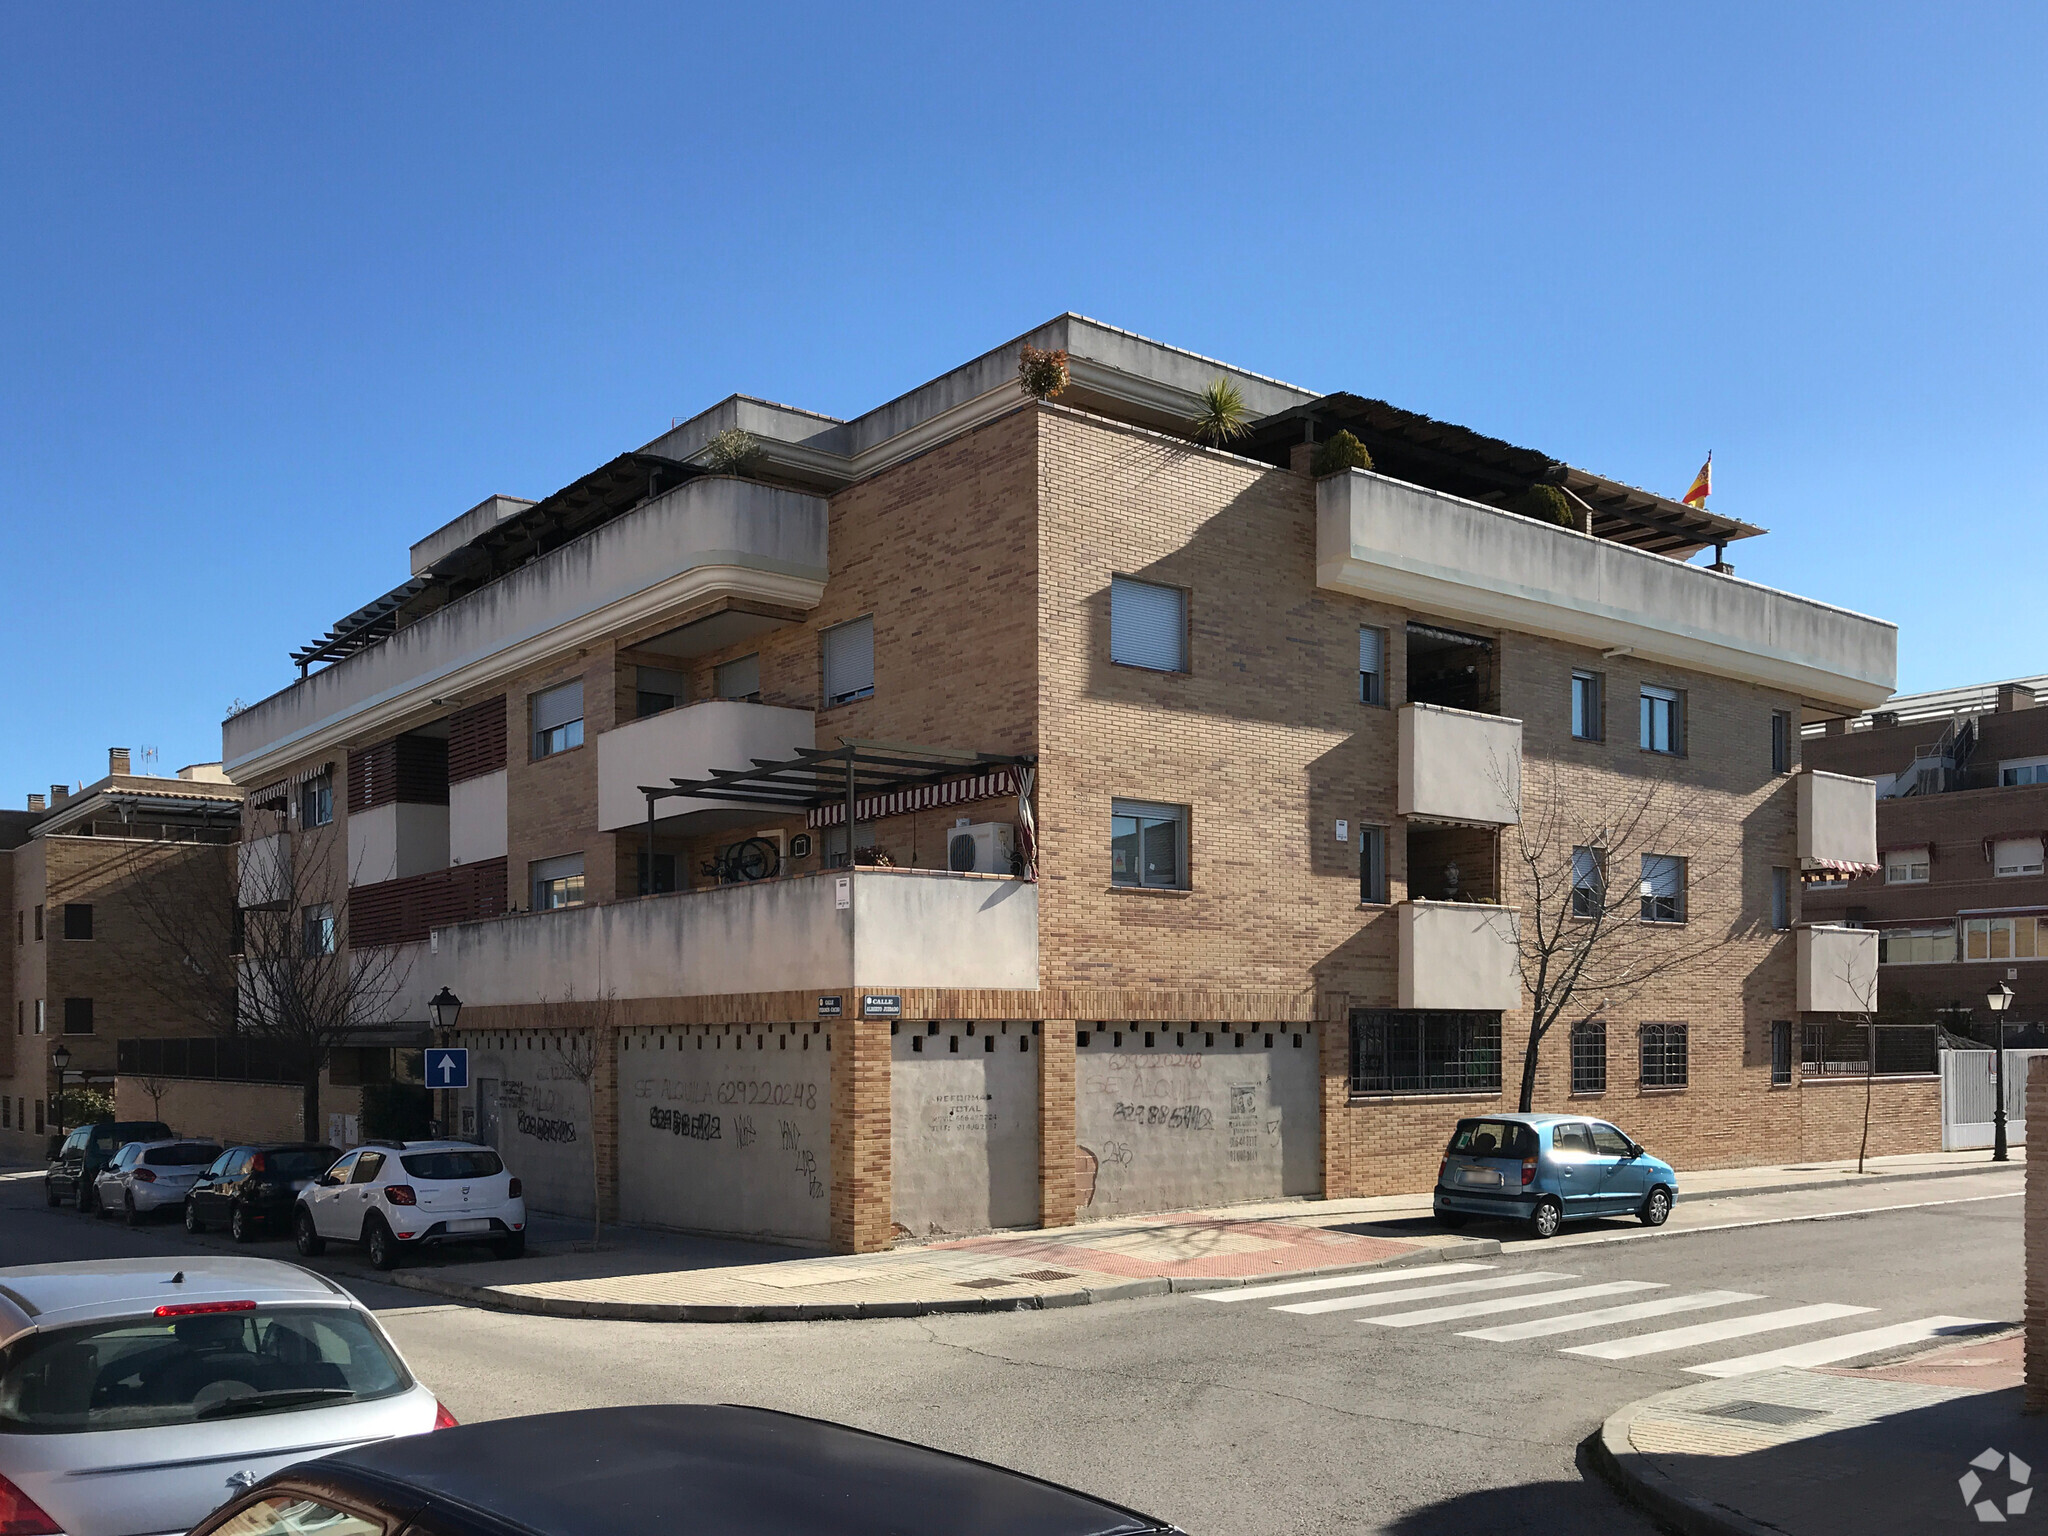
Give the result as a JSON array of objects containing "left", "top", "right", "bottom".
[
  {"left": 461, "top": 1034, "right": 597, "bottom": 1220},
  {"left": 890, "top": 1021, "right": 1040, "bottom": 1241}
]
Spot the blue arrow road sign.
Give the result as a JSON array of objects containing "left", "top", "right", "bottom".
[{"left": 424, "top": 1048, "right": 469, "bottom": 1089}]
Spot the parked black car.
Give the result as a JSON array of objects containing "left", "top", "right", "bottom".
[
  {"left": 44, "top": 1121, "right": 173, "bottom": 1212},
  {"left": 187, "top": 1405, "right": 1180, "bottom": 1536},
  {"left": 184, "top": 1142, "right": 341, "bottom": 1242}
]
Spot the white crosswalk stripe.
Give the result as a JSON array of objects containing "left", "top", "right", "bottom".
[
  {"left": 1460, "top": 1290, "right": 1762, "bottom": 1342},
  {"left": 1194, "top": 1263, "right": 1496, "bottom": 1303},
  {"left": 1361, "top": 1280, "right": 1663, "bottom": 1328},
  {"left": 1561, "top": 1303, "right": 1875, "bottom": 1360},
  {"left": 1276, "top": 1271, "right": 1578, "bottom": 1316},
  {"left": 1685, "top": 1316, "right": 1992, "bottom": 1377}
]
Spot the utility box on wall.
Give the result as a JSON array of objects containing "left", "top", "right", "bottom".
[{"left": 947, "top": 821, "right": 1015, "bottom": 874}]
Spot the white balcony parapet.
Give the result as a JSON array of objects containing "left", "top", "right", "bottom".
[
  {"left": 1397, "top": 900, "right": 1522, "bottom": 1012},
  {"left": 238, "top": 833, "right": 290, "bottom": 910},
  {"left": 1318, "top": 470, "right": 1896, "bottom": 713},
  {"left": 596, "top": 699, "right": 818, "bottom": 833},
  {"left": 425, "top": 868, "right": 1038, "bottom": 1005},
  {"left": 224, "top": 475, "right": 829, "bottom": 785},
  {"left": 1398, "top": 703, "right": 1521, "bottom": 826},
  {"left": 1797, "top": 925, "right": 1877, "bottom": 1013},
  {"left": 1797, "top": 769, "right": 1879, "bottom": 873}
]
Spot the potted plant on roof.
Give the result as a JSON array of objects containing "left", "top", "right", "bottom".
[
  {"left": 1310, "top": 430, "right": 1373, "bottom": 477},
  {"left": 1190, "top": 377, "right": 1250, "bottom": 446},
  {"left": 699, "top": 427, "right": 762, "bottom": 476},
  {"left": 1018, "top": 345, "right": 1070, "bottom": 401}
]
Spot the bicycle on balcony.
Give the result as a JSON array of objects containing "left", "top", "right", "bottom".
[{"left": 701, "top": 837, "right": 782, "bottom": 884}]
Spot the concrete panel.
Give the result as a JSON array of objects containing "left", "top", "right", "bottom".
[
  {"left": 347, "top": 802, "right": 449, "bottom": 886},
  {"left": 595, "top": 700, "right": 815, "bottom": 832},
  {"left": 1798, "top": 925, "right": 1879, "bottom": 1013},
  {"left": 853, "top": 874, "right": 1039, "bottom": 991},
  {"left": 1799, "top": 769, "right": 1879, "bottom": 871},
  {"left": 463, "top": 1041, "right": 597, "bottom": 1220},
  {"left": 1318, "top": 470, "right": 1896, "bottom": 712},
  {"left": 448, "top": 769, "right": 507, "bottom": 865},
  {"left": 1397, "top": 704, "right": 1521, "bottom": 826},
  {"left": 237, "top": 833, "right": 290, "bottom": 909},
  {"left": 890, "top": 1025, "right": 1040, "bottom": 1240},
  {"left": 1074, "top": 1029, "right": 1321, "bottom": 1220},
  {"left": 616, "top": 1026, "right": 831, "bottom": 1244},
  {"left": 1398, "top": 901, "right": 1522, "bottom": 1011}
]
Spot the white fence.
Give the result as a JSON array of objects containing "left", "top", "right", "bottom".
[{"left": 1941, "top": 1048, "right": 2048, "bottom": 1151}]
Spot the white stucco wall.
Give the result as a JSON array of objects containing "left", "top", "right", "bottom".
[
  {"left": 347, "top": 802, "right": 450, "bottom": 886},
  {"left": 1074, "top": 1029, "right": 1321, "bottom": 1220},
  {"left": 594, "top": 700, "right": 816, "bottom": 832},
  {"left": 1397, "top": 704, "right": 1522, "bottom": 826},
  {"left": 890, "top": 1025, "right": 1040, "bottom": 1240},
  {"left": 1398, "top": 901, "right": 1523, "bottom": 1011},
  {"left": 448, "top": 769, "right": 507, "bottom": 865},
  {"left": 1798, "top": 925, "right": 1879, "bottom": 1013},
  {"left": 1798, "top": 769, "right": 1879, "bottom": 870},
  {"left": 615, "top": 1025, "right": 832, "bottom": 1244}
]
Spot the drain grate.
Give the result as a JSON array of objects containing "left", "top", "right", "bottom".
[
  {"left": 957, "top": 1277, "right": 1017, "bottom": 1289},
  {"left": 1017, "top": 1269, "right": 1075, "bottom": 1282},
  {"left": 1701, "top": 1401, "right": 1829, "bottom": 1427}
]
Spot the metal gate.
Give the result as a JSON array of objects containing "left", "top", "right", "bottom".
[{"left": 1940, "top": 1048, "right": 2048, "bottom": 1150}]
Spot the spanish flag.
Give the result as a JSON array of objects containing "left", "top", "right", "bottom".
[{"left": 1682, "top": 452, "right": 1712, "bottom": 508}]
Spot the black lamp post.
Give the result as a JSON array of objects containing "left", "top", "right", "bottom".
[
  {"left": 1988, "top": 983, "right": 2014, "bottom": 1163},
  {"left": 50, "top": 1043, "right": 71, "bottom": 1139},
  {"left": 428, "top": 988, "right": 463, "bottom": 1034}
]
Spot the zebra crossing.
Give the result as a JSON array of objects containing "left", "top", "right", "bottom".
[{"left": 1194, "top": 1262, "right": 1988, "bottom": 1376}]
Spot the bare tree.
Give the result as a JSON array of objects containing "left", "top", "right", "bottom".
[
  {"left": 1508, "top": 763, "right": 1754, "bottom": 1112},
  {"left": 135, "top": 1076, "right": 174, "bottom": 1124},
  {"left": 536, "top": 989, "right": 615, "bottom": 1246}
]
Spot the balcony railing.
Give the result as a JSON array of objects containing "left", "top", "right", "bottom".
[
  {"left": 1398, "top": 704, "right": 1522, "bottom": 826},
  {"left": 351, "top": 857, "right": 508, "bottom": 950},
  {"left": 1397, "top": 899, "right": 1521, "bottom": 1012},
  {"left": 596, "top": 699, "right": 817, "bottom": 833}
]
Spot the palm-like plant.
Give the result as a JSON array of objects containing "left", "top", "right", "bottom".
[
  {"left": 700, "top": 427, "right": 762, "bottom": 475},
  {"left": 1190, "top": 377, "right": 1250, "bottom": 446}
]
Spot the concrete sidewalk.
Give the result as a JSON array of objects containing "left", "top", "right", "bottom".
[
  {"left": 1591, "top": 1330, "right": 2037, "bottom": 1535},
  {"left": 380, "top": 1146, "right": 2014, "bottom": 1321}
]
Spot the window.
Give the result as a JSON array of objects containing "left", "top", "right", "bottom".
[
  {"left": 1639, "top": 1022, "right": 1689, "bottom": 1089},
  {"left": 635, "top": 666, "right": 688, "bottom": 719},
  {"left": 2001, "top": 757, "right": 2048, "bottom": 786},
  {"left": 1994, "top": 837, "right": 2045, "bottom": 877},
  {"left": 1349, "top": 1010, "right": 1503, "bottom": 1095},
  {"left": 1589, "top": 1122, "right": 1633, "bottom": 1157},
  {"left": 1771, "top": 710, "right": 1794, "bottom": 774},
  {"left": 532, "top": 854, "right": 585, "bottom": 911},
  {"left": 714, "top": 653, "right": 761, "bottom": 702},
  {"left": 1963, "top": 916, "right": 2041, "bottom": 961},
  {"left": 62, "top": 904, "right": 92, "bottom": 940},
  {"left": 1570, "top": 1020, "right": 1606, "bottom": 1094},
  {"left": 1771, "top": 1021, "right": 1793, "bottom": 1086},
  {"left": 1572, "top": 671, "right": 1603, "bottom": 741},
  {"left": 1552, "top": 1120, "right": 1594, "bottom": 1154},
  {"left": 1571, "top": 847, "right": 1604, "bottom": 918},
  {"left": 1882, "top": 923, "right": 1958, "bottom": 965},
  {"left": 299, "top": 773, "right": 333, "bottom": 828},
  {"left": 531, "top": 681, "right": 585, "bottom": 759},
  {"left": 822, "top": 616, "right": 876, "bottom": 705},
  {"left": 638, "top": 850, "right": 677, "bottom": 895},
  {"left": 1109, "top": 576, "right": 1187, "bottom": 673},
  {"left": 34, "top": 1100, "right": 43, "bottom": 1135},
  {"left": 1359, "top": 824, "right": 1387, "bottom": 904},
  {"left": 1885, "top": 847, "right": 1930, "bottom": 884},
  {"left": 1640, "top": 854, "right": 1685, "bottom": 923},
  {"left": 1359, "top": 627, "right": 1386, "bottom": 705},
  {"left": 301, "top": 903, "right": 335, "bottom": 957},
  {"left": 34, "top": 1000, "right": 45, "bottom": 1035},
  {"left": 1639, "top": 685, "right": 1683, "bottom": 754},
  {"left": 1772, "top": 867, "right": 1792, "bottom": 930},
  {"left": 62, "top": 998, "right": 93, "bottom": 1036},
  {"left": 33, "top": 904, "right": 42, "bottom": 941},
  {"left": 1110, "top": 800, "right": 1186, "bottom": 889}
]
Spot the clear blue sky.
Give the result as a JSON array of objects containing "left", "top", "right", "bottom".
[{"left": 3, "top": 4, "right": 2042, "bottom": 800}]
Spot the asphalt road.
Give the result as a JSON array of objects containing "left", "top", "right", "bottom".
[{"left": 0, "top": 1167, "right": 2023, "bottom": 1536}]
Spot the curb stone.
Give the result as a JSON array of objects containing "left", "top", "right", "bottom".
[{"left": 1584, "top": 1399, "right": 1779, "bottom": 1536}]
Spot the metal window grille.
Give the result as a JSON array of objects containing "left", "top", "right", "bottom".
[
  {"left": 1359, "top": 825, "right": 1387, "bottom": 903},
  {"left": 1771, "top": 1021, "right": 1792, "bottom": 1085},
  {"left": 1571, "top": 1020, "right": 1607, "bottom": 1094},
  {"left": 1349, "top": 1011, "right": 1502, "bottom": 1095},
  {"left": 1640, "top": 1022, "right": 1689, "bottom": 1088}
]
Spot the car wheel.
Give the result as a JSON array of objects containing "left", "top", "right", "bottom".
[
  {"left": 78, "top": 1182, "right": 97, "bottom": 1216},
  {"left": 365, "top": 1216, "right": 403, "bottom": 1271},
  {"left": 44, "top": 1181, "right": 61, "bottom": 1209},
  {"left": 1435, "top": 1211, "right": 1468, "bottom": 1229},
  {"left": 294, "top": 1207, "right": 326, "bottom": 1258},
  {"left": 1640, "top": 1186, "right": 1672, "bottom": 1228},
  {"left": 185, "top": 1200, "right": 205, "bottom": 1234},
  {"left": 1528, "top": 1197, "right": 1563, "bottom": 1240},
  {"left": 491, "top": 1232, "right": 526, "bottom": 1261},
  {"left": 125, "top": 1194, "right": 142, "bottom": 1227},
  {"left": 231, "top": 1204, "right": 256, "bottom": 1244}
]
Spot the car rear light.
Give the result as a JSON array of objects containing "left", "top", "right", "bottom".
[
  {"left": 1521, "top": 1158, "right": 1538, "bottom": 1187},
  {"left": 384, "top": 1184, "right": 417, "bottom": 1205},
  {"left": 133, "top": 1168, "right": 157, "bottom": 1183},
  {"left": 0, "top": 1470, "right": 61, "bottom": 1536},
  {"left": 156, "top": 1299, "right": 258, "bottom": 1318},
  {"left": 507, "top": 1177, "right": 522, "bottom": 1198},
  {"left": 1437, "top": 1157, "right": 1448, "bottom": 1186},
  {"left": 250, "top": 1152, "right": 268, "bottom": 1174},
  {"left": 432, "top": 1400, "right": 460, "bottom": 1430}
]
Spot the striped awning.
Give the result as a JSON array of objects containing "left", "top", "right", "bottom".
[{"left": 809, "top": 768, "right": 1019, "bottom": 829}]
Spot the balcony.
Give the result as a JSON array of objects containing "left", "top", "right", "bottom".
[
  {"left": 596, "top": 699, "right": 818, "bottom": 833},
  {"left": 1798, "top": 769, "right": 1879, "bottom": 872},
  {"left": 1317, "top": 470, "right": 1895, "bottom": 713},
  {"left": 423, "top": 868, "right": 1038, "bottom": 1006},
  {"left": 1797, "top": 924, "right": 1878, "bottom": 1013},
  {"left": 238, "top": 833, "right": 290, "bottom": 910},
  {"left": 1398, "top": 703, "right": 1522, "bottom": 826},
  {"left": 1397, "top": 900, "right": 1521, "bottom": 1012}
]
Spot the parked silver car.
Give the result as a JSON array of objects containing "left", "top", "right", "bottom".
[
  {"left": 91, "top": 1140, "right": 222, "bottom": 1227},
  {"left": 0, "top": 1256, "right": 452, "bottom": 1536}
]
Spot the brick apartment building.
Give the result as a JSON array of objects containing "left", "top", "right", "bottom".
[
  {"left": 0, "top": 752, "right": 244, "bottom": 1162},
  {"left": 220, "top": 315, "right": 1901, "bottom": 1251},
  {"left": 1803, "top": 675, "right": 2048, "bottom": 1052}
]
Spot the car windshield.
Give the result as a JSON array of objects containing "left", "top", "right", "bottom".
[
  {"left": 267, "top": 1148, "right": 340, "bottom": 1180},
  {"left": 400, "top": 1149, "right": 503, "bottom": 1181},
  {"left": 94, "top": 1123, "right": 171, "bottom": 1152},
  {"left": 144, "top": 1144, "right": 222, "bottom": 1167},
  {"left": 1446, "top": 1120, "right": 1539, "bottom": 1159},
  {"left": 0, "top": 1305, "right": 411, "bottom": 1434}
]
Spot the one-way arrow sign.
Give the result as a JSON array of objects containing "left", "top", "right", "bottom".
[{"left": 424, "top": 1047, "right": 469, "bottom": 1089}]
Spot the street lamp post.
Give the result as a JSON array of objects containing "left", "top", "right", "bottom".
[
  {"left": 1988, "top": 983, "right": 2014, "bottom": 1163},
  {"left": 50, "top": 1043, "right": 72, "bottom": 1140},
  {"left": 427, "top": 989, "right": 463, "bottom": 1138}
]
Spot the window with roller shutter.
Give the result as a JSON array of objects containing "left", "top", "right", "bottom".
[
  {"left": 1110, "top": 577, "right": 1187, "bottom": 673},
  {"left": 1359, "top": 626, "right": 1385, "bottom": 705},
  {"left": 821, "top": 618, "right": 874, "bottom": 706}
]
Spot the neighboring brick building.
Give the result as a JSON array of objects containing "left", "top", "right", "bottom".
[
  {"left": 1804, "top": 676, "right": 2048, "bottom": 1046},
  {"left": 1, "top": 753, "right": 244, "bottom": 1162},
  {"left": 221, "top": 316, "right": 1902, "bottom": 1251}
]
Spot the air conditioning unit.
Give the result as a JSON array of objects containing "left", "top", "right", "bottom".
[{"left": 948, "top": 821, "right": 1016, "bottom": 874}]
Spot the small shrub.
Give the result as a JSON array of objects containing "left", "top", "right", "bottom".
[
  {"left": 1311, "top": 430, "right": 1373, "bottom": 477},
  {"left": 1018, "top": 345, "right": 1070, "bottom": 401},
  {"left": 700, "top": 427, "right": 762, "bottom": 475},
  {"left": 1191, "top": 377, "right": 1250, "bottom": 446},
  {"left": 1519, "top": 483, "right": 1577, "bottom": 528},
  {"left": 56, "top": 1087, "right": 116, "bottom": 1127}
]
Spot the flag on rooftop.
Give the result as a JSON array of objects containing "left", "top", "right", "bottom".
[{"left": 1682, "top": 453, "right": 1712, "bottom": 508}]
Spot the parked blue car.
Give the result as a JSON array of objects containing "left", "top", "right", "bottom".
[{"left": 1433, "top": 1113, "right": 1678, "bottom": 1239}]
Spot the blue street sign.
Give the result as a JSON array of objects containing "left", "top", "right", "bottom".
[{"left": 424, "top": 1047, "right": 469, "bottom": 1089}]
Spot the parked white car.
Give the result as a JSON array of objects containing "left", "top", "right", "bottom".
[
  {"left": 294, "top": 1141, "right": 526, "bottom": 1270},
  {"left": 0, "top": 1255, "right": 452, "bottom": 1536},
  {"left": 92, "top": 1140, "right": 222, "bottom": 1227}
]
